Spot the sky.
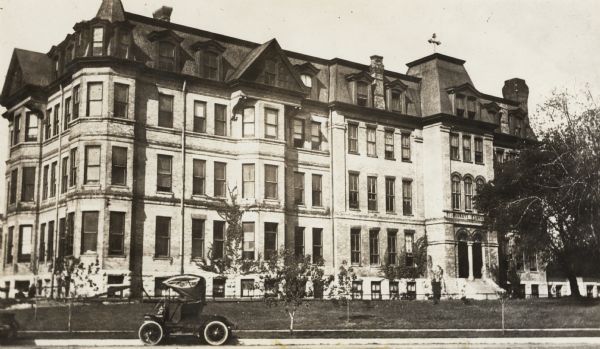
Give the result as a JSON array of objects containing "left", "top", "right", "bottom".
[{"left": 0, "top": 0, "right": 599, "bottom": 213}]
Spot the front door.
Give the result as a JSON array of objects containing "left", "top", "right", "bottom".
[
  {"left": 458, "top": 241, "right": 469, "bottom": 278},
  {"left": 472, "top": 242, "right": 483, "bottom": 278}
]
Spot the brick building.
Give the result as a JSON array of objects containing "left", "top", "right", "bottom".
[{"left": 0, "top": 0, "right": 543, "bottom": 299}]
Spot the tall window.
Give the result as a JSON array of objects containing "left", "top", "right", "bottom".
[
  {"left": 476, "top": 177, "right": 485, "bottom": 194},
  {"left": 213, "top": 221, "right": 225, "bottom": 259},
  {"left": 312, "top": 228, "right": 323, "bottom": 263},
  {"left": 72, "top": 85, "right": 80, "bottom": 120},
  {"left": 294, "top": 227, "right": 304, "bottom": 257},
  {"left": 495, "top": 149, "right": 505, "bottom": 164},
  {"left": 53, "top": 106, "right": 60, "bottom": 136},
  {"left": 264, "top": 58, "right": 277, "bottom": 85},
  {"left": 157, "top": 154, "right": 172, "bottom": 192},
  {"left": 191, "top": 218, "right": 204, "bottom": 259},
  {"left": 241, "top": 164, "right": 255, "bottom": 198},
  {"left": 450, "top": 133, "right": 460, "bottom": 160},
  {"left": 69, "top": 148, "right": 78, "bottom": 187},
  {"left": 455, "top": 95, "right": 465, "bottom": 117},
  {"left": 25, "top": 113, "right": 38, "bottom": 142},
  {"left": 405, "top": 231, "right": 414, "bottom": 266},
  {"left": 192, "top": 159, "right": 206, "bottom": 195},
  {"left": 214, "top": 104, "right": 227, "bottom": 136},
  {"left": 311, "top": 122, "right": 321, "bottom": 150},
  {"left": 367, "top": 127, "right": 377, "bottom": 156},
  {"left": 348, "top": 123, "right": 358, "bottom": 153},
  {"left": 463, "top": 136, "right": 472, "bottom": 162},
  {"left": 402, "top": 180, "right": 413, "bottom": 215},
  {"left": 385, "top": 177, "right": 395, "bottom": 212},
  {"left": 39, "top": 223, "right": 46, "bottom": 262},
  {"left": 67, "top": 213, "right": 76, "bottom": 256},
  {"left": 350, "top": 228, "right": 361, "bottom": 264},
  {"left": 264, "top": 108, "right": 278, "bottom": 139},
  {"left": 301, "top": 74, "right": 312, "bottom": 87},
  {"left": 81, "top": 211, "right": 99, "bottom": 254},
  {"left": 293, "top": 119, "right": 304, "bottom": 148},
  {"left": 113, "top": 83, "right": 129, "bottom": 118},
  {"left": 242, "top": 222, "right": 255, "bottom": 260},
  {"left": 312, "top": 174, "right": 322, "bottom": 207},
  {"left": 387, "top": 230, "right": 397, "bottom": 265},
  {"left": 92, "top": 27, "right": 104, "bottom": 56},
  {"left": 204, "top": 51, "right": 219, "bottom": 80},
  {"left": 193, "top": 101, "right": 206, "bottom": 133},
  {"left": 464, "top": 177, "right": 473, "bottom": 211},
  {"left": 117, "top": 32, "right": 131, "bottom": 58},
  {"left": 44, "top": 110, "right": 51, "bottom": 140},
  {"left": 108, "top": 212, "right": 125, "bottom": 256},
  {"left": 294, "top": 172, "right": 304, "bottom": 205},
  {"left": 111, "top": 147, "right": 127, "bottom": 186},
  {"left": 50, "top": 162, "right": 57, "bottom": 197},
  {"left": 158, "top": 42, "right": 176, "bottom": 71},
  {"left": 158, "top": 94, "right": 173, "bottom": 128},
  {"left": 214, "top": 162, "right": 226, "bottom": 197},
  {"left": 6, "top": 227, "right": 14, "bottom": 264},
  {"left": 467, "top": 98, "right": 476, "bottom": 119},
  {"left": 42, "top": 165, "right": 49, "bottom": 200},
  {"left": 369, "top": 229, "right": 379, "bottom": 265},
  {"left": 367, "top": 176, "right": 377, "bottom": 211},
  {"left": 84, "top": 146, "right": 101, "bottom": 184},
  {"left": 451, "top": 175, "right": 461, "bottom": 210},
  {"left": 18, "top": 225, "right": 33, "bottom": 263},
  {"left": 64, "top": 98, "right": 71, "bottom": 130},
  {"left": 21, "top": 167, "right": 36, "bottom": 202},
  {"left": 264, "top": 165, "right": 278, "bottom": 199},
  {"left": 242, "top": 107, "right": 255, "bottom": 137},
  {"left": 9, "top": 169, "right": 17, "bottom": 204},
  {"left": 391, "top": 91, "right": 402, "bottom": 111},
  {"left": 47, "top": 221, "right": 54, "bottom": 261},
  {"left": 155, "top": 216, "right": 171, "bottom": 257},
  {"left": 61, "top": 157, "right": 68, "bottom": 193},
  {"left": 349, "top": 172, "right": 359, "bottom": 209},
  {"left": 474, "top": 138, "right": 484, "bottom": 164},
  {"left": 401, "top": 133, "right": 411, "bottom": 161},
  {"left": 356, "top": 81, "right": 368, "bottom": 106},
  {"left": 12, "top": 114, "right": 20, "bottom": 145},
  {"left": 87, "top": 82, "right": 103, "bottom": 116},
  {"left": 384, "top": 130, "right": 394, "bottom": 159},
  {"left": 264, "top": 223, "right": 278, "bottom": 259}
]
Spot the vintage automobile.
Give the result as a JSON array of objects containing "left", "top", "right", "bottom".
[
  {"left": 138, "top": 274, "right": 233, "bottom": 346},
  {"left": 0, "top": 312, "right": 18, "bottom": 342}
]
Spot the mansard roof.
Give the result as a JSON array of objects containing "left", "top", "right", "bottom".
[{"left": 447, "top": 83, "right": 519, "bottom": 106}]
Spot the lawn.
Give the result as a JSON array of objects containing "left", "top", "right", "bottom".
[{"left": 4, "top": 298, "right": 600, "bottom": 333}]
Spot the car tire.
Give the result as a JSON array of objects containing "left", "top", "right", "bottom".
[
  {"left": 138, "top": 321, "right": 163, "bottom": 346},
  {"left": 203, "top": 320, "right": 229, "bottom": 346}
]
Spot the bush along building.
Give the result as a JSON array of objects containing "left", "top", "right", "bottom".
[{"left": 1, "top": 0, "right": 547, "bottom": 300}]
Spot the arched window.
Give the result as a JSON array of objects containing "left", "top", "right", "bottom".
[
  {"left": 300, "top": 74, "right": 312, "bottom": 88},
  {"left": 476, "top": 177, "right": 485, "bottom": 193},
  {"left": 464, "top": 176, "right": 473, "bottom": 211},
  {"left": 451, "top": 175, "right": 461, "bottom": 210}
]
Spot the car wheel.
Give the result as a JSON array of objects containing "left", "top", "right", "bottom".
[
  {"left": 138, "top": 321, "right": 163, "bottom": 346},
  {"left": 203, "top": 320, "right": 229, "bottom": 346}
]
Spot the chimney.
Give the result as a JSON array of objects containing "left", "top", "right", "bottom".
[
  {"left": 502, "top": 78, "right": 529, "bottom": 113},
  {"left": 153, "top": 6, "right": 173, "bottom": 22},
  {"left": 370, "top": 55, "right": 385, "bottom": 110}
]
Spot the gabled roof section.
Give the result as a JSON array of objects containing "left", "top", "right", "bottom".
[
  {"left": 345, "top": 70, "right": 373, "bottom": 82},
  {"left": 1, "top": 48, "right": 53, "bottom": 105},
  {"left": 385, "top": 79, "right": 408, "bottom": 91},
  {"left": 190, "top": 39, "right": 226, "bottom": 53},
  {"left": 294, "top": 62, "right": 320, "bottom": 76},
  {"left": 147, "top": 29, "right": 184, "bottom": 43},
  {"left": 96, "top": 0, "right": 126, "bottom": 22}
]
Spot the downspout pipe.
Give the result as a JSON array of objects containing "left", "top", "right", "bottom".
[
  {"left": 180, "top": 80, "right": 187, "bottom": 275},
  {"left": 50, "top": 83, "right": 65, "bottom": 298}
]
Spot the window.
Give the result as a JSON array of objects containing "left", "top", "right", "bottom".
[
  {"left": 155, "top": 216, "right": 170, "bottom": 257},
  {"left": 46, "top": 221, "right": 54, "bottom": 261},
  {"left": 50, "top": 162, "right": 57, "bottom": 197},
  {"left": 61, "top": 157, "right": 69, "bottom": 193},
  {"left": 356, "top": 81, "right": 368, "bottom": 106},
  {"left": 113, "top": 83, "right": 129, "bottom": 118},
  {"left": 531, "top": 284, "right": 539, "bottom": 298},
  {"left": 44, "top": 111, "right": 51, "bottom": 141},
  {"left": 242, "top": 107, "right": 254, "bottom": 137},
  {"left": 312, "top": 228, "right": 323, "bottom": 263},
  {"left": 83, "top": 146, "right": 101, "bottom": 185},
  {"left": 455, "top": 95, "right": 465, "bottom": 117},
  {"left": 463, "top": 136, "right": 472, "bottom": 162},
  {"left": 464, "top": 177, "right": 473, "bottom": 211},
  {"left": 241, "top": 279, "right": 255, "bottom": 298},
  {"left": 264, "top": 58, "right": 277, "bottom": 85},
  {"left": 158, "top": 42, "right": 176, "bottom": 71},
  {"left": 311, "top": 122, "right": 321, "bottom": 150},
  {"left": 25, "top": 113, "right": 38, "bottom": 142},
  {"left": 467, "top": 98, "right": 476, "bottom": 119},
  {"left": 18, "top": 225, "right": 32, "bottom": 263},
  {"left": 264, "top": 278, "right": 278, "bottom": 298},
  {"left": 108, "top": 212, "right": 125, "bottom": 255},
  {"left": 301, "top": 74, "right": 312, "bottom": 87},
  {"left": 348, "top": 123, "right": 358, "bottom": 153},
  {"left": 110, "top": 147, "right": 127, "bottom": 186},
  {"left": 311, "top": 174, "right": 322, "bottom": 207},
  {"left": 192, "top": 159, "right": 206, "bottom": 195},
  {"left": 64, "top": 98, "right": 71, "bottom": 130},
  {"left": 294, "top": 227, "right": 304, "bottom": 257},
  {"left": 53, "top": 106, "right": 60, "bottom": 136},
  {"left": 69, "top": 148, "right": 78, "bottom": 187},
  {"left": 475, "top": 138, "right": 484, "bottom": 164},
  {"left": 158, "top": 94, "right": 173, "bottom": 128},
  {"left": 12, "top": 114, "right": 20, "bottom": 145},
  {"left": 214, "top": 104, "right": 227, "bottom": 136},
  {"left": 87, "top": 82, "right": 103, "bottom": 116},
  {"left": 191, "top": 218, "right": 204, "bottom": 259},
  {"left": 21, "top": 167, "right": 36, "bottom": 202},
  {"left": 62, "top": 215, "right": 72, "bottom": 257},
  {"left": 367, "top": 126, "right": 377, "bottom": 156},
  {"left": 384, "top": 130, "right": 394, "bottom": 159},
  {"left": 42, "top": 165, "right": 49, "bottom": 200},
  {"left": 352, "top": 280, "right": 363, "bottom": 299},
  {"left": 401, "top": 133, "right": 411, "bottom": 161},
  {"left": 390, "top": 281, "right": 399, "bottom": 299},
  {"left": 451, "top": 175, "right": 461, "bottom": 210},
  {"left": 293, "top": 119, "right": 304, "bottom": 147},
  {"left": 193, "top": 101, "right": 206, "bottom": 133},
  {"left": 239, "top": 163, "right": 255, "bottom": 199},
  {"left": 349, "top": 172, "right": 359, "bottom": 209},
  {"left": 391, "top": 91, "right": 402, "bottom": 111},
  {"left": 367, "top": 176, "right": 377, "bottom": 211},
  {"left": 117, "top": 31, "right": 131, "bottom": 58},
  {"left": 72, "top": 85, "right": 80, "bottom": 120},
  {"left": 350, "top": 228, "right": 361, "bottom": 264},
  {"left": 406, "top": 281, "right": 416, "bottom": 300},
  {"left": 81, "top": 211, "right": 99, "bottom": 254},
  {"left": 387, "top": 230, "right": 397, "bottom": 265},
  {"left": 528, "top": 254, "right": 537, "bottom": 272},
  {"left": 157, "top": 154, "right": 172, "bottom": 192},
  {"left": 39, "top": 223, "right": 46, "bottom": 262},
  {"left": 214, "top": 162, "right": 227, "bottom": 197},
  {"left": 213, "top": 221, "right": 225, "bottom": 259},
  {"left": 476, "top": 177, "right": 485, "bottom": 194},
  {"left": 495, "top": 149, "right": 504, "bottom": 164},
  {"left": 450, "top": 133, "right": 460, "bottom": 160},
  {"left": 213, "top": 278, "right": 226, "bottom": 298},
  {"left": 514, "top": 117, "right": 523, "bottom": 136},
  {"left": 264, "top": 108, "right": 278, "bottom": 139},
  {"left": 264, "top": 165, "right": 278, "bottom": 199},
  {"left": 294, "top": 172, "right": 304, "bottom": 205},
  {"left": 371, "top": 281, "right": 382, "bottom": 300},
  {"left": 6, "top": 227, "right": 14, "bottom": 264},
  {"left": 405, "top": 231, "right": 414, "bottom": 266},
  {"left": 242, "top": 222, "right": 255, "bottom": 260},
  {"left": 203, "top": 51, "right": 219, "bottom": 80},
  {"left": 369, "top": 229, "right": 380, "bottom": 265},
  {"left": 402, "top": 180, "right": 412, "bottom": 215},
  {"left": 9, "top": 169, "right": 17, "bottom": 204},
  {"left": 385, "top": 177, "right": 395, "bottom": 212},
  {"left": 264, "top": 223, "right": 278, "bottom": 259}
]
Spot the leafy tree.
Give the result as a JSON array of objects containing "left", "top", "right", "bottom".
[
  {"left": 476, "top": 90, "right": 600, "bottom": 297},
  {"left": 52, "top": 256, "right": 102, "bottom": 298},
  {"left": 380, "top": 235, "right": 428, "bottom": 281},
  {"left": 327, "top": 260, "right": 356, "bottom": 322}
]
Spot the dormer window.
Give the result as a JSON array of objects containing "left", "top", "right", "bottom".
[
  {"left": 391, "top": 91, "right": 401, "bottom": 111},
  {"left": 357, "top": 81, "right": 369, "bottom": 107},
  {"left": 117, "top": 32, "right": 131, "bottom": 59},
  {"left": 159, "top": 42, "right": 176, "bottom": 71},
  {"left": 301, "top": 74, "right": 312, "bottom": 88},
  {"left": 514, "top": 117, "right": 523, "bottom": 136},
  {"left": 204, "top": 51, "right": 218, "bottom": 80},
  {"left": 467, "top": 97, "right": 477, "bottom": 119},
  {"left": 264, "top": 58, "right": 277, "bottom": 85},
  {"left": 456, "top": 95, "right": 465, "bottom": 117},
  {"left": 92, "top": 27, "right": 104, "bottom": 56},
  {"left": 192, "top": 39, "right": 226, "bottom": 81}
]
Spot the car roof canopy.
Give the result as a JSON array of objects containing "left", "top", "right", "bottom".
[{"left": 162, "top": 274, "right": 206, "bottom": 301}]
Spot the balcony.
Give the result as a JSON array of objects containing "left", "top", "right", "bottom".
[{"left": 444, "top": 210, "right": 485, "bottom": 224}]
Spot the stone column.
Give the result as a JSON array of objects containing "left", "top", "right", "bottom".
[{"left": 467, "top": 242, "right": 474, "bottom": 280}]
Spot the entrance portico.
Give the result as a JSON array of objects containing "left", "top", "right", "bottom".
[{"left": 457, "top": 230, "right": 485, "bottom": 280}]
